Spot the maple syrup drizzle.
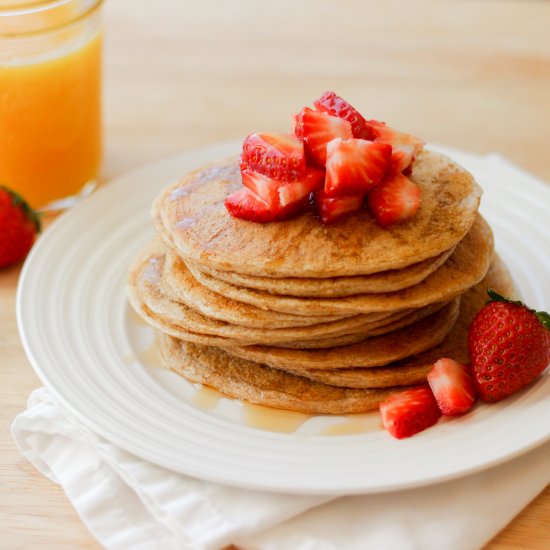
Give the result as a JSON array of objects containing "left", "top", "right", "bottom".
[
  {"left": 241, "top": 403, "right": 311, "bottom": 433},
  {"left": 320, "top": 413, "right": 381, "bottom": 436},
  {"left": 128, "top": 305, "right": 149, "bottom": 326},
  {"left": 192, "top": 385, "right": 222, "bottom": 410},
  {"left": 124, "top": 334, "right": 167, "bottom": 370}
]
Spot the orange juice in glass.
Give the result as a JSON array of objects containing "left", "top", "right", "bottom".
[{"left": 0, "top": 0, "right": 103, "bottom": 210}]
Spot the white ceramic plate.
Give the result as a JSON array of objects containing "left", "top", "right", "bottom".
[{"left": 17, "top": 142, "right": 550, "bottom": 495}]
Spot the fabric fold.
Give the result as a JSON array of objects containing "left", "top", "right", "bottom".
[{"left": 12, "top": 387, "right": 550, "bottom": 550}]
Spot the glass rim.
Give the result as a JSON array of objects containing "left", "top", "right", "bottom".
[{"left": 0, "top": 0, "right": 103, "bottom": 37}]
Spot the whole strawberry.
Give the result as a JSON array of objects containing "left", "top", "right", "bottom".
[
  {"left": 468, "top": 289, "right": 550, "bottom": 402},
  {"left": 0, "top": 186, "right": 41, "bottom": 268}
]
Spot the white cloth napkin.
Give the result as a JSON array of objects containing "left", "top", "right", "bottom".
[
  {"left": 12, "top": 153, "right": 550, "bottom": 549},
  {"left": 12, "top": 387, "right": 550, "bottom": 550}
]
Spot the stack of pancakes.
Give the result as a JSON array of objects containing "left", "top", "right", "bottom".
[{"left": 127, "top": 150, "right": 516, "bottom": 414}]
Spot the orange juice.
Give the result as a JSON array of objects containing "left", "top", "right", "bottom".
[{"left": 0, "top": 1, "right": 103, "bottom": 209}]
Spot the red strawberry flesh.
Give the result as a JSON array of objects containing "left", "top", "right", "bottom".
[
  {"left": 379, "top": 385, "right": 442, "bottom": 439},
  {"left": 240, "top": 169, "right": 281, "bottom": 208},
  {"left": 314, "top": 91, "right": 375, "bottom": 140},
  {"left": 325, "top": 137, "right": 392, "bottom": 196},
  {"left": 313, "top": 190, "right": 363, "bottom": 225},
  {"left": 367, "top": 172, "right": 421, "bottom": 226},
  {"left": 224, "top": 187, "right": 308, "bottom": 223},
  {"left": 367, "top": 120, "right": 425, "bottom": 175},
  {"left": 294, "top": 107, "right": 352, "bottom": 167},
  {"left": 427, "top": 358, "right": 477, "bottom": 415},
  {"left": 278, "top": 168, "right": 324, "bottom": 207},
  {"left": 241, "top": 133, "right": 306, "bottom": 182}
]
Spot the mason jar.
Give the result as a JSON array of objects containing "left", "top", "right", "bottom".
[{"left": 0, "top": 0, "right": 103, "bottom": 209}]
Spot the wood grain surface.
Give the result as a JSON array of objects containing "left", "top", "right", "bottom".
[{"left": 1, "top": 1, "right": 549, "bottom": 548}]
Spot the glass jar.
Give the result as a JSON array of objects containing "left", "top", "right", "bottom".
[{"left": 0, "top": 0, "right": 103, "bottom": 209}]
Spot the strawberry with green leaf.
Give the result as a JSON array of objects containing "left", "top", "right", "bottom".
[
  {"left": 0, "top": 186, "right": 41, "bottom": 268},
  {"left": 468, "top": 289, "right": 550, "bottom": 402}
]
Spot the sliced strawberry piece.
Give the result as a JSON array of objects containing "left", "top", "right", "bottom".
[
  {"left": 314, "top": 91, "right": 375, "bottom": 140},
  {"left": 313, "top": 189, "right": 364, "bottom": 224},
  {"left": 427, "top": 358, "right": 477, "bottom": 416},
  {"left": 241, "top": 133, "right": 306, "bottom": 182},
  {"left": 241, "top": 169, "right": 280, "bottom": 208},
  {"left": 225, "top": 187, "right": 308, "bottom": 223},
  {"left": 279, "top": 168, "right": 325, "bottom": 207},
  {"left": 242, "top": 166, "right": 324, "bottom": 209},
  {"left": 294, "top": 107, "right": 352, "bottom": 167},
  {"left": 367, "top": 172, "right": 421, "bottom": 226},
  {"left": 379, "top": 386, "right": 442, "bottom": 439},
  {"left": 325, "top": 138, "right": 392, "bottom": 196},
  {"left": 367, "top": 120, "right": 425, "bottom": 174}
]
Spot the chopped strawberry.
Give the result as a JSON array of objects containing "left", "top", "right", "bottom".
[
  {"left": 242, "top": 167, "right": 324, "bottom": 209},
  {"left": 427, "top": 358, "right": 477, "bottom": 416},
  {"left": 294, "top": 107, "right": 352, "bottom": 167},
  {"left": 241, "top": 169, "right": 281, "bottom": 208},
  {"left": 367, "top": 120, "right": 425, "bottom": 175},
  {"left": 367, "top": 172, "right": 421, "bottom": 226},
  {"left": 224, "top": 187, "right": 308, "bottom": 223},
  {"left": 313, "top": 91, "right": 375, "bottom": 140},
  {"left": 325, "top": 138, "right": 392, "bottom": 196},
  {"left": 380, "top": 386, "right": 442, "bottom": 439},
  {"left": 241, "top": 133, "right": 306, "bottom": 182},
  {"left": 278, "top": 168, "right": 325, "bottom": 207},
  {"left": 313, "top": 189, "right": 364, "bottom": 224}
]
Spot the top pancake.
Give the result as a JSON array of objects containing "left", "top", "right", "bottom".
[{"left": 154, "top": 149, "right": 482, "bottom": 278}]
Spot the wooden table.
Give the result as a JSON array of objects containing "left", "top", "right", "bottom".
[{"left": 2, "top": 1, "right": 549, "bottom": 547}]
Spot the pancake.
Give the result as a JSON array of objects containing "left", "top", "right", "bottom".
[
  {"left": 128, "top": 245, "right": 439, "bottom": 347},
  {"left": 161, "top": 250, "right": 351, "bottom": 328},
  {"left": 156, "top": 257, "right": 514, "bottom": 413},
  {"left": 159, "top": 333, "right": 396, "bottom": 414},
  {"left": 276, "top": 255, "right": 516, "bottom": 387},
  {"left": 129, "top": 302, "right": 449, "bottom": 350},
  {"left": 187, "top": 246, "right": 455, "bottom": 298},
  {"left": 274, "top": 299, "right": 450, "bottom": 349},
  {"left": 221, "top": 299, "right": 460, "bottom": 370},
  {"left": 153, "top": 149, "right": 482, "bottom": 277},
  {"left": 184, "top": 215, "right": 493, "bottom": 316}
]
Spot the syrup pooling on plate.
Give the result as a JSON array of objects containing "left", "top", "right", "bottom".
[
  {"left": 190, "top": 384, "right": 381, "bottom": 435},
  {"left": 123, "top": 333, "right": 166, "bottom": 370},
  {"left": 321, "top": 413, "right": 382, "bottom": 436},
  {"left": 192, "top": 384, "right": 222, "bottom": 410},
  {"left": 240, "top": 403, "right": 311, "bottom": 433}
]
